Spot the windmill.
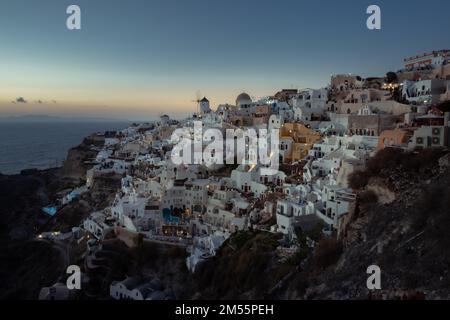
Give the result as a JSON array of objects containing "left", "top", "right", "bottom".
[{"left": 191, "top": 90, "right": 202, "bottom": 116}]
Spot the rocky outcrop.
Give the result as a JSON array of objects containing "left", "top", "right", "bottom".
[
  {"left": 61, "top": 135, "right": 104, "bottom": 181},
  {"left": 0, "top": 134, "right": 112, "bottom": 299},
  {"left": 367, "top": 177, "right": 396, "bottom": 205},
  {"left": 283, "top": 148, "right": 450, "bottom": 300}
]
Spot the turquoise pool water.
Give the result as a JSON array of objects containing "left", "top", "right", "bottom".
[{"left": 42, "top": 206, "right": 58, "bottom": 216}]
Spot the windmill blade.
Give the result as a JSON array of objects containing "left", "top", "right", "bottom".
[{"left": 192, "top": 90, "right": 202, "bottom": 114}]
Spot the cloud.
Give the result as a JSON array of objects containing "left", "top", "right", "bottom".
[{"left": 12, "top": 97, "right": 58, "bottom": 104}]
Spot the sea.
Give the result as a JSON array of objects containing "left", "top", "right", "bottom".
[{"left": 0, "top": 121, "right": 131, "bottom": 175}]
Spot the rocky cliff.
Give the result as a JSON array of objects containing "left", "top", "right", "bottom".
[
  {"left": 0, "top": 134, "right": 121, "bottom": 299},
  {"left": 286, "top": 148, "right": 450, "bottom": 299}
]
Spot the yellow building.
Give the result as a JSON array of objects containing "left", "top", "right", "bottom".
[{"left": 279, "top": 123, "right": 321, "bottom": 163}]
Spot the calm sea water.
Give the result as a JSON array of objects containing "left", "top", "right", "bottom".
[{"left": 0, "top": 121, "right": 130, "bottom": 175}]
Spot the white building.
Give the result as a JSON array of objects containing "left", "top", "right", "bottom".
[
  {"left": 407, "top": 125, "right": 450, "bottom": 150},
  {"left": 159, "top": 114, "right": 170, "bottom": 127},
  {"left": 199, "top": 97, "right": 211, "bottom": 114},
  {"left": 230, "top": 164, "right": 259, "bottom": 193},
  {"left": 293, "top": 88, "right": 328, "bottom": 121},
  {"left": 402, "top": 79, "right": 447, "bottom": 105},
  {"left": 276, "top": 101, "right": 294, "bottom": 122},
  {"left": 276, "top": 198, "right": 317, "bottom": 235},
  {"left": 315, "top": 185, "right": 356, "bottom": 228},
  {"left": 184, "top": 179, "right": 211, "bottom": 214},
  {"left": 403, "top": 50, "right": 450, "bottom": 71},
  {"left": 110, "top": 277, "right": 165, "bottom": 300},
  {"left": 186, "top": 231, "right": 229, "bottom": 272},
  {"left": 236, "top": 92, "right": 253, "bottom": 112},
  {"left": 268, "top": 114, "right": 283, "bottom": 131},
  {"left": 83, "top": 211, "right": 115, "bottom": 240},
  {"left": 39, "top": 283, "right": 73, "bottom": 300}
]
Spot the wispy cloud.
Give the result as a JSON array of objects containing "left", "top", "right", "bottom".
[{"left": 11, "top": 98, "right": 59, "bottom": 105}]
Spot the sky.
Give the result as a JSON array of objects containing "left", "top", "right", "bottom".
[{"left": 0, "top": 0, "right": 450, "bottom": 120}]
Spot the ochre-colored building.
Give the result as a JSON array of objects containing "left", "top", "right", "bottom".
[
  {"left": 279, "top": 123, "right": 321, "bottom": 163},
  {"left": 377, "top": 128, "right": 412, "bottom": 150}
]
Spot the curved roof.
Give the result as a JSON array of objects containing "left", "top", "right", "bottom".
[{"left": 236, "top": 92, "right": 252, "bottom": 103}]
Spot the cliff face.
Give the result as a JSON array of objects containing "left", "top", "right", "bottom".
[
  {"left": 0, "top": 169, "right": 66, "bottom": 242},
  {"left": 60, "top": 135, "right": 104, "bottom": 181},
  {"left": 189, "top": 231, "right": 289, "bottom": 300},
  {"left": 0, "top": 169, "right": 77, "bottom": 299},
  {"left": 0, "top": 134, "right": 120, "bottom": 299},
  {"left": 284, "top": 148, "right": 450, "bottom": 300}
]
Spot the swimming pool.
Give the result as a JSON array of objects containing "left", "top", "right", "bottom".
[{"left": 42, "top": 206, "right": 58, "bottom": 216}]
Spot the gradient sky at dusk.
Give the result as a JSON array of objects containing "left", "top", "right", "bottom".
[{"left": 1, "top": 0, "right": 450, "bottom": 120}]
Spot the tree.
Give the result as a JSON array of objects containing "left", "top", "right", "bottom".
[
  {"left": 436, "top": 100, "right": 450, "bottom": 113},
  {"left": 385, "top": 71, "right": 398, "bottom": 84}
]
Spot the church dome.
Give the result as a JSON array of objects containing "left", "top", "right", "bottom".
[
  {"left": 236, "top": 92, "right": 252, "bottom": 106},
  {"left": 236, "top": 92, "right": 251, "bottom": 103}
]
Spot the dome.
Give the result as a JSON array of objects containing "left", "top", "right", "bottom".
[{"left": 236, "top": 92, "right": 252, "bottom": 104}]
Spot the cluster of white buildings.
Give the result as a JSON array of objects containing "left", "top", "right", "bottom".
[
  {"left": 72, "top": 50, "right": 450, "bottom": 297},
  {"left": 275, "top": 134, "right": 372, "bottom": 241}
]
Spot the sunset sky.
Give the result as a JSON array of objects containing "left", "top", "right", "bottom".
[{"left": 1, "top": 0, "right": 450, "bottom": 120}]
